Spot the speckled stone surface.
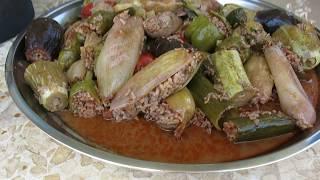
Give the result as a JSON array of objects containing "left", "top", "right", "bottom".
[{"left": 1, "top": 0, "right": 320, "bottom": 179}]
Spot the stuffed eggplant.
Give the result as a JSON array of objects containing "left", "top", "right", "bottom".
[
  {"left": 25, "top": 18, "right": 63, "bottom": 62},
  {"left": 23, "top": 1, "right": 320, "bottom": 145}
]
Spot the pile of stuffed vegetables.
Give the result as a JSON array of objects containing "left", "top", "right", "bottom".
[{"left": 23, "top": 0, "right": 320, "bottom": 142}]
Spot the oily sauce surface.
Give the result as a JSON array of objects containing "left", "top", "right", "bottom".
[{"left": 59, "top": 70, "right": 318, "bottom": 163}]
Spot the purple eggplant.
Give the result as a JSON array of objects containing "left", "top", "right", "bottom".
[
  {"left": 25, "top": 18, "right": 63, "bottom": 62},
  {"left": 147, "top": 37, "right": 192, "bottom": 57},
  {"left": 255, "top": 9, "right": 299, "bottom": 34}
]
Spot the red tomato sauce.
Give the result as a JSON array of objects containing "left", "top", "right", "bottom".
[{"left": 58, "top": 70, "right": 319, "bottom": 163}]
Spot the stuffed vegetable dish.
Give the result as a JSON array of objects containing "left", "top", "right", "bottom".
[{"left": 22, "top": 0, "right": 320, "bottom": 163}]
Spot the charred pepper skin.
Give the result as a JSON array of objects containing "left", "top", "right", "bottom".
[
  {"left": 24, "top": 61, "right": 68, "bottom": 112},
  {"left": 25, "top": 18, "right": 63, "bottom": 62},
  {"left": 185, "top": 15, "right": 224, "bottom": 52}
]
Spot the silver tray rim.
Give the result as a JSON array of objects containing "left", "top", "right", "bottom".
[{"left": 5, "top": 0, "right": 320, "bottom": 172}]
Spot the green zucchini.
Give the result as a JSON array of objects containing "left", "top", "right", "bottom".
[
  {"left": 188, "top": 72, "right": 233, "bottom": 130},
  {"left": 222, "top": 114, "right": 297, "bottom": 142}
]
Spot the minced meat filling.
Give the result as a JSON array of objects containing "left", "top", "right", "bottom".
[
  {"left": 111, "top": 53, "right": 201, "bottom": 121},
  {"left": 81, "top": 32, "right": 101, "bottom": 70},
  {"left": 71, "top": 92, "right": 104, "bottom": 118},
  {"left": 281, "top": 47, "right": 304, "bottom": 72},
  {"left": 190, "top": 108, "right": 212, "bottom": 134},
  {"left": 88, "top": 13, "right": 105, "bottom": 34},
  {"left": 81, "top": 46, "right": 95, "bottom": 70},
  {"left": 144, "top": 102, "right": 182, "bottom": 130},
  {"left": 210, "top": 16, "right": 230, "bottom": 36},
  {"left": 223, "top": 121, "right": 238, "bottom": 141}
]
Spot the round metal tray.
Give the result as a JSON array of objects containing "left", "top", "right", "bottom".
[{"left": 5, "top": 0, "right": 320, "bottom": 172}]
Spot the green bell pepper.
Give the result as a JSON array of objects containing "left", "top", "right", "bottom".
[{"left": 185, "top": 15, "right": 224, "bottom": 52}]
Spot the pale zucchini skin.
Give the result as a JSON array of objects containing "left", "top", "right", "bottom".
[
  {"left": 94, "top": 14, "right": 144, "bottom": 105},
  {"left": 24, "top": 61, "right": 68, "bottom": 112},
  {"left": 211, "top": 50, "right": 252, "bottom": 99},
  {"left": 210, "top": 50, "right": 256, "bottom": 106}
]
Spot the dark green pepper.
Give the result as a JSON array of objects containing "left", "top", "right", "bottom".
[
  {"left": 226, "top": 8, "right": 247, "bottom": 28},
  {"left": 221, "top": 4, "right": 256, "bottom": 22},
  {"left": 222, "top": 114, "right": 297, "bottom": 142},
  {"left": 185, "top": 15, "right": 223, "bottom": 52}
]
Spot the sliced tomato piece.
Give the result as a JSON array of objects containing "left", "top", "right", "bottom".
[
  {"left": 81, "top": 2, "right": 93, "bottom": 18},
  {"left": 135, "top": 53, "right": 155, "bottom": 72}
]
